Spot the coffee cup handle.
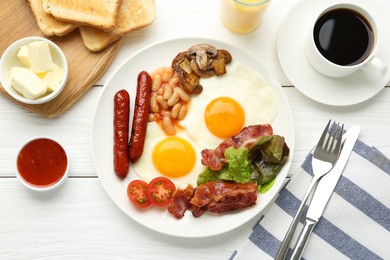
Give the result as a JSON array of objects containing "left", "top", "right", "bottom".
[{"left": 363, "top": 56, "right": 388, "bottom": 78}]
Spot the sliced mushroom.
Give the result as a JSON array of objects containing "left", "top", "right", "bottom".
[
  {"left": 171, "top": 44, "right": 232, "bottom": 95},
  {"left": 178, "top": 71, "right": 203, "bottom": 94},
  {"left": 217, "top": 49, "right": 232, "bottom": 64},
  {"left": 187, "top": 44, "right": 218, "bottom": 71},
  {"left": 172, "top": 52, "right": 188, "bottom": 72},
  {"left": 213, "top": 50, "right": 233, "bottom": 76},
  {"left": 190, "top": 59, "right": 215, "bottom": 78},
  {"left": 213, "top": 50, "right": 232, "bottom": 76},
  {"left": 186, "top": 72, "right": 200, "bottom": 87},
  {"left": 212, "top": 59, "right": 227, "bottom": 76},
  {"left": 179, "top": 58, "right": 192, "bottom": 75},
  {"left": 188, "top": 44, "right": 218, "bottom": 58}
]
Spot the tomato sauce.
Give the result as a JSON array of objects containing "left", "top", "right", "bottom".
[{"left": 17, "top": 138, "right": 67, "bottom": 187}]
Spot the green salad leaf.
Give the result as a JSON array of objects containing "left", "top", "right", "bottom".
[
  {"left": 197, "top": 147, "right": 252, "bottom": 186},
  {"left": 197, "top": 135, "right": 290, "bottom": 190},
  {"left": 219, "top": 147, "right": 253, "bottom": 183},
  {"left": 249, "top": 135, "right": 290, "bottom": 185},
  {"left": 259, "top": 178, "right": 276, "bottom": 194}
]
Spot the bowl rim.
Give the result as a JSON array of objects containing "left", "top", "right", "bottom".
[
  {"left": 15, "top": 136, "right": 70, "bottom": 192},
  {"left": 0, "top": 36, "right": 68, "bottom": 105}
]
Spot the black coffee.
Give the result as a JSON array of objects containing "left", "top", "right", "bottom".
[{"left": 313, "top": 8, "right": 374, "bottom": 66}]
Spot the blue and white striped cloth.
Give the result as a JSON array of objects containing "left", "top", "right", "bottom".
[{"left": 231, "top": 136, "right": 390, "bottom": 259}]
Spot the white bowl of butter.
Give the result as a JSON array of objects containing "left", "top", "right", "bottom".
[{"left": 0, "top": 36, "right": 68, "bottom": 104}]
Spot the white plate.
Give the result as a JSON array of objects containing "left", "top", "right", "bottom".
[
  {"left": 278, "top": 0, "right": 390, "bottom": 106},
  {"left": 91, "top": 38, "right": 295, "bottom": 238}
]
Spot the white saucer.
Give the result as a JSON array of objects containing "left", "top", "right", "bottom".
[{"left": 277, "top": 0, "right": 390, "bottom": 106}]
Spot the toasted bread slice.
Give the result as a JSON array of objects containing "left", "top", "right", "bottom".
[
  {"left": 42, "top": 0, "right": 121, "bottom": 30},
  {"left": 28, "top": 0, "right": 78, "bottom": 36},
  {"left": 106, "top": 0, "right": 156, "bottom": 36},
  {"left": 79, "top": 0, "right": 156, "bottom": 52},
  {"left": 79, "top": 27, "right": 123, "bottom": 52}
]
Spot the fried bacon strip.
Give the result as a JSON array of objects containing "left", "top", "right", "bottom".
[
  {"left": 167, "top": 185, "right": 196, "bottom": 219},
  {"left": 201, "top": 124, "right": 273, "bottom": 171},
  {"left": 168, "top": 181, "right": 258, "bottom": 219}
]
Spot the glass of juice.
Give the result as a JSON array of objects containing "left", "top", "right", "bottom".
[{"left": 220, "top": 0, "right": 271, "bottom": 34}]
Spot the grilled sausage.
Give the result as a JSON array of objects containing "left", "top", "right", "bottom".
[
  {"left": 113, "top": 89, "right": 130, "bottom": 179},
  {"left": 129, "top": 71, "right": 152, "bottom": 163}
]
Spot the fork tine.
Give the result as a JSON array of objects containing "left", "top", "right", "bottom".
[
  {"left": 318, "top": 120, "right": 331, "bottom": 149},
  {"left": 334, "top": 123, "right": 344, "bottom": 155},
  {"left": 324, "top": 131, "right": 332, "bottom": 150},
  {"left": 328, "top": 122, "right": 339, "bottom": 151}
]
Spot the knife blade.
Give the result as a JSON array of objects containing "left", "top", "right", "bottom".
[{"left": 290, "top": 125, "right": 361, "bottom": 260}]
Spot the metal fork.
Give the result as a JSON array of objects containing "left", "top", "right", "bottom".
[{"left": 275, "top": 120, "right": 344, "bottom": 260}]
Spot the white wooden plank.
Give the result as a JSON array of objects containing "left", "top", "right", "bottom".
[
  {"left": 0, "top": 178, "right": 256, "bottom": 260},
  {"left": 0, "top": 89, "right": 98, "bottom": 177}
]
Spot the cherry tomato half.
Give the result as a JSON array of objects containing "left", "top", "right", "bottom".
[
  {"left": 127, "top": 180, "right": 151, "bottom": 208},
  {"left": 147, "top": 177, "right": 176, "bottom": 207}
]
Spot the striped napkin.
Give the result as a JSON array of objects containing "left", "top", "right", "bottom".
[{"left": 230, "top": 134, "right": 390, "bottom": 260}]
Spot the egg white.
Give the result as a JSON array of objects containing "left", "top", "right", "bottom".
[
  {"left": 133, "top": 122, "right": 206, "bottom": 188},
  {"left": 180, "top": 62, "right": 278, "bottom": 150}
]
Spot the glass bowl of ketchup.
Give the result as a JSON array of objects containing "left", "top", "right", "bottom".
[{"left": 16, "top": 137, "right": 69, "bottom": 191}]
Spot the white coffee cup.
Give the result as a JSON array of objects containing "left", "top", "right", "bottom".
[{"left": 306, "top": 3, "right": 387, "bottom": 78}]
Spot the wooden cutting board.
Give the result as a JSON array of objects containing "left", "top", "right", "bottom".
[{"left": 0, "top": 0, "right": 123, "bottom": 117}]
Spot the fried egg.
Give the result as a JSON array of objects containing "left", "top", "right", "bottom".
[
  {"left": 133, "top": 122, "right": 206, "bottom": 188},
  {"left": 180, "top": 62, "right": 278, "bottom": 149}
]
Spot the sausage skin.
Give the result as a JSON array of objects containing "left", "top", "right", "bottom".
[
  {"left": 129, "top": 71, "right": 152, "bottom": 163},
  {"left": 113, "top": 89, "right": 130, "bottom": 179}
]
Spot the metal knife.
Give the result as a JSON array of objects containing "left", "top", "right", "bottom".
[{"left": 290, "top": 125, "right": 361, "bottom": 260}]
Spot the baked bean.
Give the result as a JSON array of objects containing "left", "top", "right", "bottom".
[
  {"left": 175, "top": 87, "right": 190, "bottom": 102},
  {"left": 167, "top": 92, "right": 180, "bottom": 107},
  {"left": 171, "top": 103, "right": 182, "bottom": 119},
  {"left": 169, "top": 76, "right": 179, "bottom": 86},
  {"left": 162, "top": 116, "right": 176, "bottom": 135},
  {"left": 162, "top": 84, "right": 173, "bottom": 100},
  {"left": 150, "top": 96, "right": 159, "bottom": 113},
  {"left": 162, "top": 67, "right": 174, "bottom": 82},
  {"left": 156, "top": 95, "right": 168, "bottom": 110},
  {"left": 152, "top": 74, "right": 162, "bottom": 92},
  {"left": 153, "top": 67, "right": 165, "bottom": 76},
  {"left": 178, "top": 104, "right": 187, "bottom": 120}
]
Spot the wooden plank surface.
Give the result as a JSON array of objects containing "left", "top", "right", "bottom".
[{"left": 0, "top": 0, "right": 122, "bottom": 118}]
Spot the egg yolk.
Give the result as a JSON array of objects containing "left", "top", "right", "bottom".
[
  {"left": 152, "top": 137, "right": 196, "bottom": 178},
  {"left": 204, "top": 97, "right": 245, "bottom": 138}
]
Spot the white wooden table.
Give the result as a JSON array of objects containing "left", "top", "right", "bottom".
[{"left": 1, "top": 0, "right": 389, "bottom": 259}]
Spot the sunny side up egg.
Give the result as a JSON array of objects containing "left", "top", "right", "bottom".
[
  {"left": 180, "top": 62, "right": 279, "bottom": 149},
  {"left": 133, "top": 61, "right": 278, "bottom": 189},
  {"left": 133, "top": 122, "right": 206, "bottom": 188}
]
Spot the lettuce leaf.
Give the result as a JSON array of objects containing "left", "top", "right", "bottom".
[
  {"left": 197, "top": 135, "right": 290, "bottom": 188},
  {"left": 197, "top": 167, "right": 218, "bottom": 185},
  {"left": 218, "top": 147, "right": 252, "bottom": 183},
  {"left": 249, "top": 135, "right": 290, "bottom": 185},
  {"left": 197, "top": 147, "right": 252, "bottom": 185}
]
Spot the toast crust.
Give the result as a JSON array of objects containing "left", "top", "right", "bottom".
[
  {"left": 28, "top": 0, "right": 78, "bottom": 36},
  {"left": 111, "top": 0, "right": 156, "bottom": 35},
  {"left": 80, "top": 0, "right": 156, "bottom": 52},
  {"left": 43, "top": 0, "right": 121, "bottom": 30},
  {"left": 79, "top": 27, "right": 123, "bottom": 52}
]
